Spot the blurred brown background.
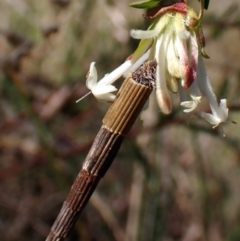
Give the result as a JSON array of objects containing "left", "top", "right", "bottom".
[{"left": 1, "top": 0, "right": 240, "bottom": 240}]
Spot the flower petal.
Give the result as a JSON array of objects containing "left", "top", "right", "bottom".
[
  {"left": 181, "top": 96, "right": 201, "bottom": 113},
  {"left": 92, "top": 84, "right": 117, "bottom": 102},
  {"left": 155, "top": 35, "right": 172, "bottom": 114},
  {"left": 175, "top": 31, "right": 198, "bottom": 89},
  {"left": 219, "top": 99, "right": 229, "bottom": 118},
  {"left": 86, "top": 62, "right": 98, "bottom": 90},
  {"left": 200, "top": 112, "right": 221, "bottom": 127},
  {"left": 166, "top": 38, "right": 181, "bottom": 79}
]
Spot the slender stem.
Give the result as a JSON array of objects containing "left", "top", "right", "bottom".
[
  {"left": 91, "top": 191, "right": 128, "bottom": 241},
  {"left": 45, "top": 60, "right": 157, "bottom": 241},
  {"left": 125, "top": 162, "right": 145, "bottom": 241}
]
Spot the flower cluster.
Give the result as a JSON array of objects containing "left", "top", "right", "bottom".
[{"left": 80, "top": 1, "right": 229, "bottom": 129}]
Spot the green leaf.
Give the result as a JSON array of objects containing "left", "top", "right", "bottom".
[{"left": 129, "top": 0, "right": 161, "bottom": 9}]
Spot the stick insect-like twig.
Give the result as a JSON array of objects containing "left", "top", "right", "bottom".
[{"left": 46, "top": 60, "right": 157, "bottom": 241}]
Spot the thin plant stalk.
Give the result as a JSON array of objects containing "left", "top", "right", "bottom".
[
  {"left": 125, "top": 162, "right": 145, "bottom": 241},
  {"left": 45, "top": 60, "right": 157, "bottom": 241},
  {"left": 90, "top": 191, "right": 128, "bottom": 241}
]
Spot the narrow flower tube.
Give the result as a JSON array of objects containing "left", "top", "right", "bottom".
[
  {"left": 123, "top": 50, "right": 150, "bottom": 77},
  {"left": 196, "top": 55, "right": 228, "bottom": 126},
  {"left": 98, "top": 60, "right": 133, "bottom": 86},
  {"left": 155, "top": 35, "right": 172, "bottom": 114}
]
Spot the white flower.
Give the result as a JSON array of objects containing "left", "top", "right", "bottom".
[
  {"left": 196, "top": 57, "right": 229, "bottom": 127},
  {"left": 80, "top": 2, "right": 229, "bottom": 128},
  {"left": 85, "top": 62, "right": 118, "bottom": 102}
]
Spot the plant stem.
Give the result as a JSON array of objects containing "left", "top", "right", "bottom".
[{"left": 45, "top": 60, "right": 157, "bottom": 241}]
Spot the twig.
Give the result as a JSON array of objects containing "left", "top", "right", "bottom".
[{"left": 45, "top": 60, "right": 157, "bottom": 241}]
